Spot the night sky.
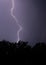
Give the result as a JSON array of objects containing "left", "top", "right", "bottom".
[{"left": 0, "top": 0, "right": 46, "bottom": 46}]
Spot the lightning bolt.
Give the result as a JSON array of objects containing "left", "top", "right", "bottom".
[{"left": 10, "top": 0, "right": 22, "bottom": 42}]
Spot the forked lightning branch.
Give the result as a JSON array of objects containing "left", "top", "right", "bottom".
[{"left": 11, "top": 0, "right": 22, "bottom": 42}]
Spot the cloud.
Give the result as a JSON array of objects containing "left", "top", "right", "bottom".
[{"left": 32, "top": 0, "right": 46, "bottom": 7}]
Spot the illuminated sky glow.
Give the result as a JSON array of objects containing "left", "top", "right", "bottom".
[{"left": 0, "top": 0, "right": 46, "bottom": 46}]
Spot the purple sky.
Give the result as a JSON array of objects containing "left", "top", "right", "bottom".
[{"left": 0, "top": 0, "right": 46, "bottom": 46}]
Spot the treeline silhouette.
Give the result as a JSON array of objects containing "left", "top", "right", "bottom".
[{"left": 0, "top": 40, "right": 46, "bottom": 64}]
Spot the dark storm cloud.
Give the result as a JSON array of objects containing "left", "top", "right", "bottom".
[
  {"left": 30, "top": 0, "right": 46, "bottom": 45},
  {"left": 32, "top": 0, "right": 46, "bottom": 6}
]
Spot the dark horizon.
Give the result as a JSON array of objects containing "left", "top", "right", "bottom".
[{"left": 0, "top": 40, "right": 46, "bottom": 64}]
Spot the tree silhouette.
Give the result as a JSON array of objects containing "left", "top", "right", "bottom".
[{"left": 0, "top": 40, "right": 46, "bottom": 64}]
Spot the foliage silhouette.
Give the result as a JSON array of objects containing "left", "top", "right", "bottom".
[{"left": 0, "top": 40, "right": 46, "bottom": 64}]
